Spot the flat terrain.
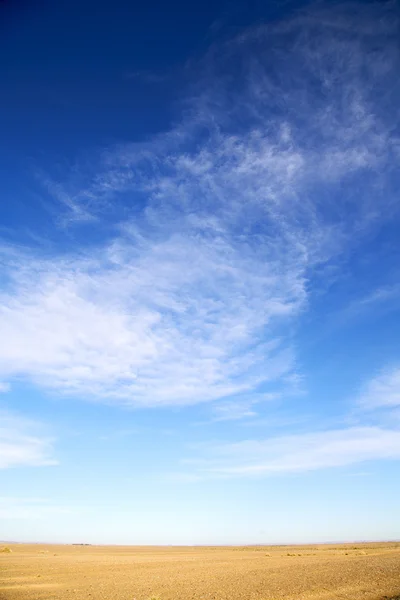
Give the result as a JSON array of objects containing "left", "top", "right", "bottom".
[{"left": 1, "top": 542, "right": 399, "bottom": 600}]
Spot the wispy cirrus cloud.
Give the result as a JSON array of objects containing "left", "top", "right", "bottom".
[
  {"left": 0, "top": 237, "right": 298, "bottom": 405},
  {"left": 181, "top": 426, "right": 400, "bottom": 478},
  {"left": 210, "top": 400, "right": 258, "bottom": 422},
  {"left": 0, "top": 497, "right": 72, "bottom": 519},
  {"left": 177, "top": 364, "right": 400, "bottom": 479},
  {"left": 1, "top": 1, "right": 399, "bottom": 410},
  {"left": 358, "top": 366, "right": 400, "bottom": 411},
  {"left": 341, "top": 284, "right": 400, "bottom": 323},
  {"left": 0, "top": 411, "right": 56, "bottom": 469}
]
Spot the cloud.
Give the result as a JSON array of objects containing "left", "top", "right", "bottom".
[
  {"left": 1, "top": 1, "right": 399, "bottom": 407},
  {"left": 355, "top": 285, "right": 400, "bottom": 309},
  {"left": 358, "top": 366, "right": 400, "bottom": 410},
  {"left": 182, "top": 426, "right": 400, "bottom": 477},
  {"left": 37, "top": 171, "right": 98, "bottom": 226},
  {"left": 0, "top": 412, "right": 56, "bottom": 469},
  {"left": 0, "top": 497, "right": 72, "bottom": 519},
  {"left": 209, "top": 393, "right": 281, "bottom": 422},
  {"left": 180, "top": 363, "right": 400, "bottom": 478},
  {"left": 334, "top": 284, "right": 400, "bottom": 327},
  {"left": 0, "top": 240, "right": 298, "bottom": 405},
  {"left": 210, "top": 400, "right": 258, "bottom": 422},
  {"left": 0, "top": 382, "right": 10, "bottom": 393}
]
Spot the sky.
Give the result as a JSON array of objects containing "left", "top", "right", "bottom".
[{"left": 0, "top": 0, "right": 400, "bottom": 545}]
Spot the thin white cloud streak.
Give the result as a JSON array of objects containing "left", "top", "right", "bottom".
[
  {"left": 0, "top": 497, "right": 72, "bottom": 519},
  {"left": 358, "top": 367, "right": 400, "bottom": 410},
  {"left": 182, "top": 426, "right": 400, "bottom": 477},
  {"left": 183, "top": 365, "right": 400, "bottom": 478},
  {"left": 209, "top": 393, "right": 280, "bottom": 421},
  {"left": 37, "top": 172, "right": 97, "bottom": 226},
  {"left": 0, "top": 2, "right": 399, "bottom": 406},
  {"left": 210, "top": 400, "right": 258, "bottom": 422},
  {"left": 0, "top": 412, "right": 56, "bottom": 469},
  {"left": 356, "top": 285, "right": 400, "bottom": 309},
  {"left": 342, "top": 284, "right": 400, "bottom": 322}
]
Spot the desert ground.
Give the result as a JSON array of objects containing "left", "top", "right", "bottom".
[{"left": 0, "top": 542, "right": 399, "bottom": 600}]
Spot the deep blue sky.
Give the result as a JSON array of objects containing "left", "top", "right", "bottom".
[
  {"left": 1, "top": 0, "right": 400, "bottom": 544},
  {"left": 1, "top": 0, "right": 303, "bottom": 239},
  {"left": 1, "top": 0, "right": 297, "bottom": 150}
]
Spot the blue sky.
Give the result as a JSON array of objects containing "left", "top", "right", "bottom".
[{"left": 1, "top": 0, "right": 400, "bottom": 545}]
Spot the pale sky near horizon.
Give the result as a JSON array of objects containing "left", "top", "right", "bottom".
[{"left": 1, "top": 0, "right": 400, "bottom": 545}]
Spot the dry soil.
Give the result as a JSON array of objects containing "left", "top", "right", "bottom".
[{"left": 1, "top": 542, "right": 399, "bottom": 600}]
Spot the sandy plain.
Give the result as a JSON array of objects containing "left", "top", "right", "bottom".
[{"left": 0, "top": 542, "right": 399, "bottom": 600}]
